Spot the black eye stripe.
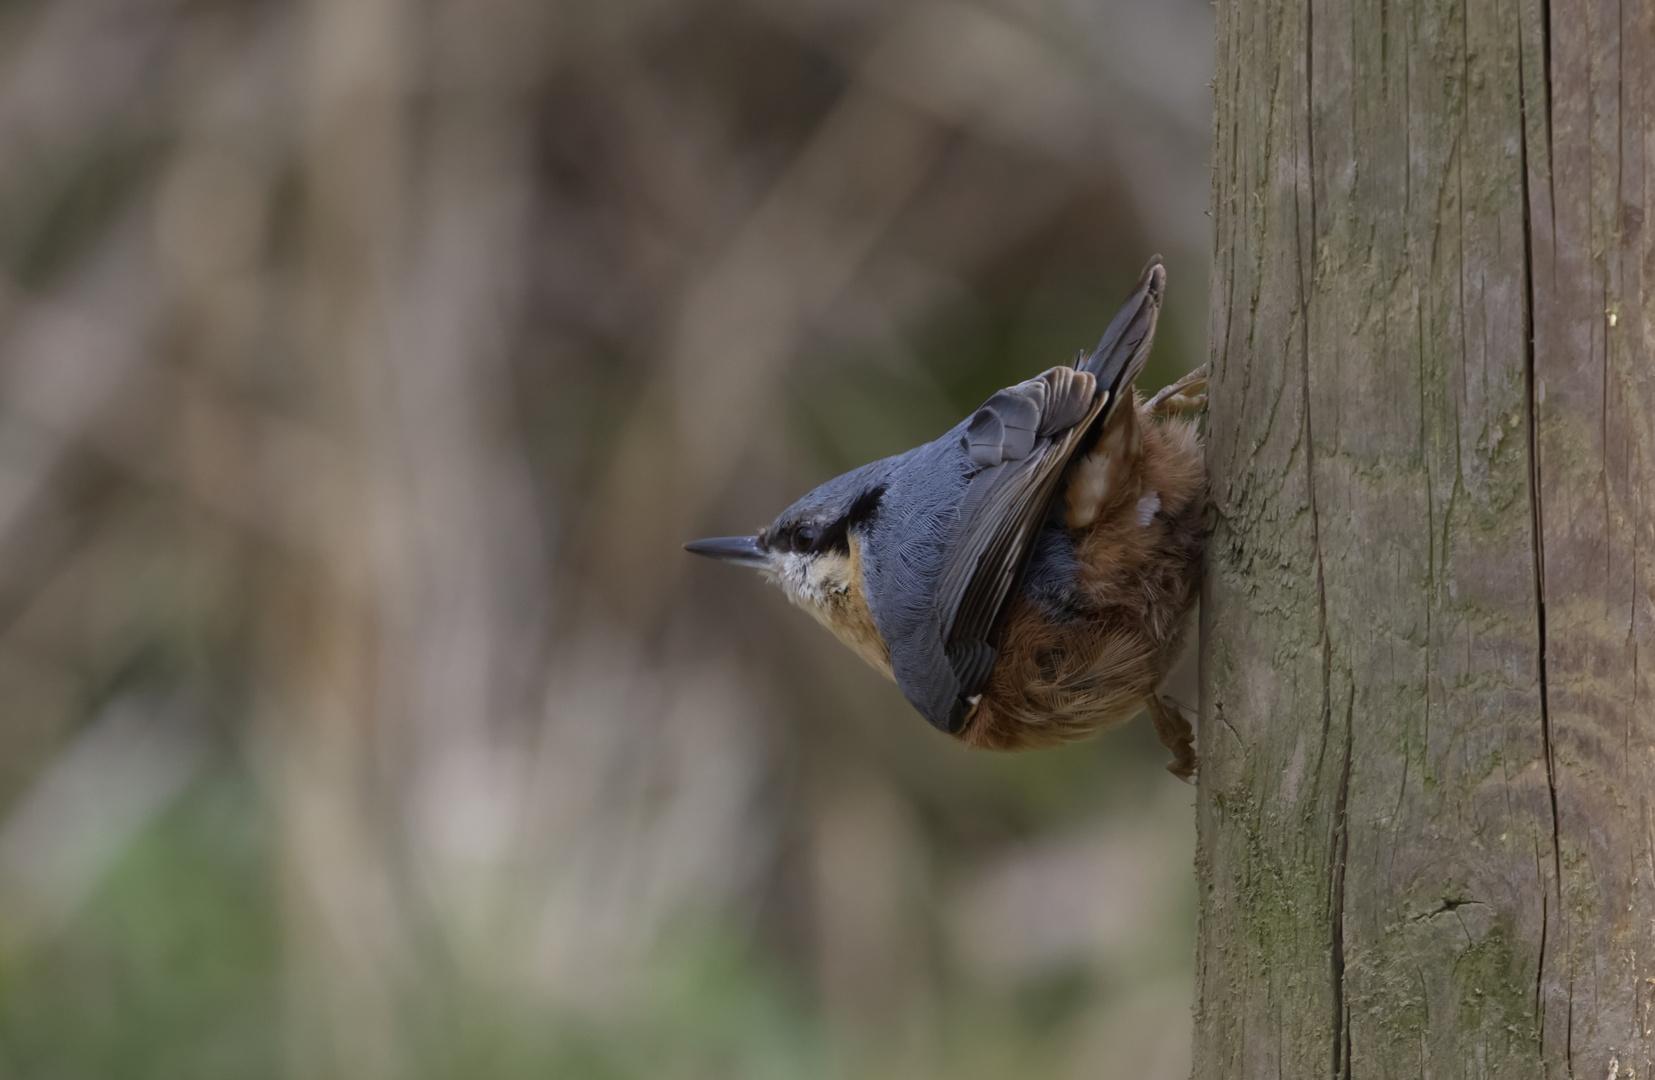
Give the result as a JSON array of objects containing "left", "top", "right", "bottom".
[
  {"left": 848, "top": 485, "right": 885, "bottom": 528},
  {"left": 815, "top": 519, "right": 847, "bottom": 555},
  {"left": 773, "top": 486, "right": 883, "bottom": 558}
]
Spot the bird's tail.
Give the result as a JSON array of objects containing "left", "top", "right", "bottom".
[{"left": 1079, "top": 257, "right": 1165, "bottom": 403}]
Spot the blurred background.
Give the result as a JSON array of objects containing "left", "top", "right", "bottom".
[{"left": 0, "top": 0, "right": 1212, "bottom": 1075}]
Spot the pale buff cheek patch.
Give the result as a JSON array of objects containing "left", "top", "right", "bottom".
[
  {"left": 766, "top": 552, "right": 851, "bottom": 609},
  {"left": 767, "top": 547, "right": 892, "bottom": 679}
]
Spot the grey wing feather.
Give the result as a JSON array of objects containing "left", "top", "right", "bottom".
[
  {"left": 1034, "top": 366, "right": 1099, "bottom": 435},
  {"left": 930, "top": 366, "right": 1109, "bottom": 722},
  {"left": 963, "top": 410, "right": 1007, "bottom": 467},
  {"left": 962, "top": 367, "right": 1097, "bottom": 470},
  {"left": 1081, "top": 257, "right": 1165, "bottom": 400},
  {"left": 964, "top": 383, "right": 1038, "bottom": 466}
]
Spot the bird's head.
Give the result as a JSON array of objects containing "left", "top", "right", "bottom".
[{"left": 686, "top": 469, "right": 891, "bottom": 676}]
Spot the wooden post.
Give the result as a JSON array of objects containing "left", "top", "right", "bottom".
[{"left": 1196, "top": 0, "right": 1655, "bottom": 1075}]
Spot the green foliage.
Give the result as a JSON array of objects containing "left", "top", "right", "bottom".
[{"left": 0, "top": 777, "right": 280, "bottom": 1080}]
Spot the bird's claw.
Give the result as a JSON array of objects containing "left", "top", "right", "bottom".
[
  {"left": 1148, "top": 694, "right": 1198, "bottom": 783},
  {"left": 1149, "top": 364, "right": 1208, "bottom": 417}
]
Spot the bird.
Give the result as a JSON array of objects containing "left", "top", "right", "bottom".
[{"left": 685, "top": 258, "right": 1207, "bottom": 778}]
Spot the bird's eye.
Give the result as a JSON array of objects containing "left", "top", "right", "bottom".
[{"left": 791, "top": 525, "right": 819, "bottom": 553}]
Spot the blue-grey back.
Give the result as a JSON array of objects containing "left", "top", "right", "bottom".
[{"left": 857, "top": 426, "right": 979, "bottom": 727}]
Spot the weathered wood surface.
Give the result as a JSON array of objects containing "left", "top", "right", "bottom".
[{"left": 1196, "top": 0, "right": 1655, "bottom": 1075}]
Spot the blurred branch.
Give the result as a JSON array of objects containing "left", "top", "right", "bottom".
[{"left": 0, "top": 0, "right": 1214, "bottom": 1074}]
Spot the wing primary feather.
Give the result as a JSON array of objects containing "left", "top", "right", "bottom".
[{"left": 1081, "top": 257, "right": 1164, "bottom": 401}]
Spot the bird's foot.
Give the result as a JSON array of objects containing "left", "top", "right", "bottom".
[
  {"left": 1148, "top": 364, "right": 1208, "bottom": 417},
  {"left": 1147, "top": 694, "right": 1198, "bottom": 783}
]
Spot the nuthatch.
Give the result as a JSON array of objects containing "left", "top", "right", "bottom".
[{"left": 686, "top": 259, "right": 1207, "bottom": 777}]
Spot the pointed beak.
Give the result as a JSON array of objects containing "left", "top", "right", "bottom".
[{"left": 683, "top": 535, "right": 769, "bottom": 568}]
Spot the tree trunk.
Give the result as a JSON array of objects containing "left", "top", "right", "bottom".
[{"left": 1196, "top": 0, "right": 1655, "bottom": 1075}]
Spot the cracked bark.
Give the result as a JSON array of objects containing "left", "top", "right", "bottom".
[{"left": 1194, "top": 0, "right": 1655, "bottom": 1076}]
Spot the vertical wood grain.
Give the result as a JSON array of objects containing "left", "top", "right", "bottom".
[{"left": 1196, "top": 0, "right": 1655, "bottom": 1075}]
